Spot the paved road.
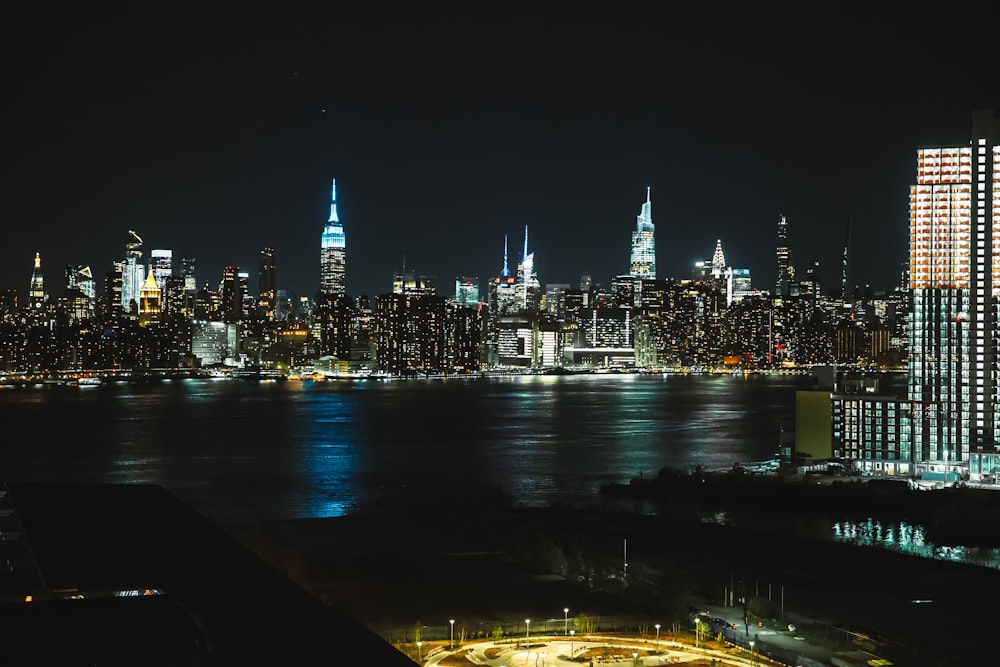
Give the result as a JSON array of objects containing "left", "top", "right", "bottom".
[{"left": 690, "top": 601, "right": 837, "bottom": 667}]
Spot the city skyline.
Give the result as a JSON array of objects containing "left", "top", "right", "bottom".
[{"left": 3, "top": 8, "right": 996, "bottom": 300}]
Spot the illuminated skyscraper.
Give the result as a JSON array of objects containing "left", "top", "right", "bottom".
[
  {"left": 629, "top": 187, "right": 655, "bottom": 279},
  {"left": 259, "top": 247, "right": 277, "bottom": 322},
  {"left": 711, "top": 239, "right": 726, "bottom": 279},
  {"left": 150, "top": 249, "right": 172, "bottom": 291},
  {"left": 908, "top": 110, "right": 1000, "bottom": 479},
  {"left": 320, "top": 178, "right": 346, "bottom": 296},
  {"left": 516, "top": 226, "right": 540, "bottom": 310},
  {"left": 28, "top": 253, "right": 45, "bottom": 309},
  {"left": 219, "top": 266, "right": 243, "bottom": 324},
  {"left": 841, "top": 221, "right": 853, "bottom": 301},
  {"left": 490, "top": 235, "right": 518, "bottom": 313},
  {"left": 775, "top": 214, "right": 791, "bottom": 296},
  {"left": 454, "top": 277, "right": 479, "bottom": 307},
  {"left": 181, "top": 257, "right": 197, "bottom": 292},
  {"left": 118, "top": 230, "right": 145, "bottom": 313},
  {"left": 138, "top": 267, "right": 162, "bottom": 325}
]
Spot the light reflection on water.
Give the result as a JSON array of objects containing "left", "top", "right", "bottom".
[
  {"left": 0, "top": 374, "right": 806, "bottom": 526},
  {"left": 832, "top": 518, "right": 1000, "bottom": 570}
]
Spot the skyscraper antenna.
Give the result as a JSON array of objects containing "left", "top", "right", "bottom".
[
  {"left": 523, "top": 225, "right": 529, "bottom": 261},
  {"left": 501, "top": 235, "right": 510, "bottom": 277}
]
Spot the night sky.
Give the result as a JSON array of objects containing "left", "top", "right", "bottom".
[{"left": 3, "top": 6, "right": 996, "bottom": 302}]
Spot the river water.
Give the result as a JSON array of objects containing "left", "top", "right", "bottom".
[
  {"left": 3, "top": 372, "right": 996, "bottom": 569},
  {"left": 0, "top": 373, "right": 797, "bottom": 526}
]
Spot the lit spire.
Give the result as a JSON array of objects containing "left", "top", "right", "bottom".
[
  {"left": 713, "top": 239, "right": 726, "bottom": 268},
  {"left": 646, "top": 185, "right": 651, "bottom": 203},
  {"left": 523, "top": 225, "right": 529, "bottom": 261},
  {"left": 328, "top": 178, "right": 339, "bottom": 223},
  {"left": 501, "top": 235, "right": 510, "bottom": 277},
  {"left": 29, "top": 253, "right": 45, "bottom": 303}
]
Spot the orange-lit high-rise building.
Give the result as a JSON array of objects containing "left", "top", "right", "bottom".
[{"left": 908, "top": 110, "right": 1000, "bottom": 480}]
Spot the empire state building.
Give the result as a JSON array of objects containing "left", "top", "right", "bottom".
[{"left": 320, "top": 179, "right": 346, "bottom": 296}]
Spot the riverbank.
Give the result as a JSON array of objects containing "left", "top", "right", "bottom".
[
  {"left": 237, "top": 498, "right": 1000, "bottom": 666},
  {"left": 601, "top": 465, "right": 1000, "bottom": 548}
]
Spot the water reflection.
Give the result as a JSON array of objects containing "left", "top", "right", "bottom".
[{"left": 831, "top": 518, "right": 1000, "bottom": 569}]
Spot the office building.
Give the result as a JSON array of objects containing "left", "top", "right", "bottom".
[
  {"left": 908, "top": 110, "right": 1000, "bottom": 480},
  {"left": 516, "top": 226, "right": 540, "bottom": 311},
  {"left": 775, "top": 214, "right": 792, "bottom": 297},
  {"left": 28, "top": 253, "right": 45, "bottom": 310},
  {"left": 258, "top": 247, "right": 277, "bottom": 323},
  {"left": 320, "top": 178, "right": 346, "bottom": 296},
  {"left": 138, "top": 267, "right": 162, "bottom": 326},
  {"left": 218, "top": 266, "right": 243, "bottom": 324},
  {"left": 841, "top": 221, "right": 853, "bottom": 301},
  {"left": 150, "top": 249, "right": 172, "bottom": 291},
  {"left": 629, "top": 187, "right": 655, "bottom": 279},
  {"left": 454, "top": 277, "right": 479, "bottom": 307},
  {"left": 65, "top": 265, "right": 95, "bottom": 302},
  {"left": 181, "top": 257, "right": 197, "bottom": 292}
]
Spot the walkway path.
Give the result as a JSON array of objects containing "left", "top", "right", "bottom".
[{"left": 420, "top": 635, "right": 768, "bottom": 666}]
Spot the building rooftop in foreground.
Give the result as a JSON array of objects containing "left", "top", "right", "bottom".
[{"left": 0, "top": 481, "right": 414, "bottom": 665}]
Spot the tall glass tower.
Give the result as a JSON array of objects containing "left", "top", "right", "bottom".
[
  {"left": 150, "top": 249, "right": 173, "bottom": 291},
  {"left": 259, "top": 247, "right": 277, "bottom": 322},
  {"left": 629, "top": 187, "right": 655, "bottom": 279},
  {"left": 320, "top": 179, "right": 346, "bottom": 296},
  {"left": 516, "top": 226, "right": 540, "bottom": 310},
  {"left": 119, "top": 230, "right": 144, "bottom": 313},
  {"left": 775, "top": 214, "right": 791, "bottom": 296},
  {"left": 908, "top": 110, "right": 1000, "bottom": 478}
]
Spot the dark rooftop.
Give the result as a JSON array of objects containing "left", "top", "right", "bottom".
[{"left": 1, "top": 482, "right": 414, "bottom": 665}]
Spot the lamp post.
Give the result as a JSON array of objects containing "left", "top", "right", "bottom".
[
  {"left": 654, "top": 623, "right": 660, "bottom": 649},
  {"left": 449, "top": 619, "right": 455, "bottom": 649},
  {"left": 749, "top": 639, "right": 755, "bottom": 665},
  {"left": 564, "top": 607, "right": 569, "bottom": 635},
  {"left": 525, "top": 618, "right": 531, "bottom": 644},
  {"left": 632, "top": 651, "right": 639, "bottom": 666},
  {"left": 417, "top": 641, "right": 422, "bottom": 663},
  {"left": 569, "top": 629, "right": 575, "bottom": 656},
  {"left": 694, "top": 618, "right": 700, "bottom": 648},
  {"left": 540, "top": 650, "right": 546, "bottom": 667}
]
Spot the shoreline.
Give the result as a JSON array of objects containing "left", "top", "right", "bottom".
[
  {"left": 600, "top": 466, "right": 1000, "bottom": 550},
  {"left": 239, "top": 501, "right": 1000, "bottom": 666}
]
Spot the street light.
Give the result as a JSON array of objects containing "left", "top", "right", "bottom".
[
  {"left": 694, "top": 618, "right": 700, "bottom": 648},
  {"left": 417, "top": 641, "right": 422, "bottom": 662},
  {"left": 654, "top": 623, "right": 660, "bottom": 649},
  {"left": 749, "top": 639, "right": 755, "bottom": 665},
  {"left": 525, "top": 618, "right": 531, "bottom": 644},
  {"left": 449, "top": 619, "right": 455, "bottom": 649},
  {"left": 632, "top": 651, "right": 639, "bottom": 666},
  {"left": 564, "top": 607, "right": 569, "bottom": 635},
  {"left": 539, "top": 650, "right": 546, "bottom": 667},
  {"left": 569, "top": 629, "right": 575, "bottom": 656}
]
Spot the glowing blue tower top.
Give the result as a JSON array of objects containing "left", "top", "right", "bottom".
[
  {"left": 501, "top": 234, "right": 510, "bottom": 278},
  {"left": 629, "top": 186, "right": 655, "bottom": 279},
  {"left": 320, "top": 178, "right": 347, "bottom": 295}
]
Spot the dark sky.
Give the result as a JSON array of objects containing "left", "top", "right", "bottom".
[{"left": 2, "top": 6, "right": 996, "bottom": 301}]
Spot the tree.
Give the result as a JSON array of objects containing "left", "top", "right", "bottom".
[
  {"left": 492, "top": 625, "right": 504, "bottom": 642},
  {"left": 696, "top": 619, "right": 711, "bottom": 643}
]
